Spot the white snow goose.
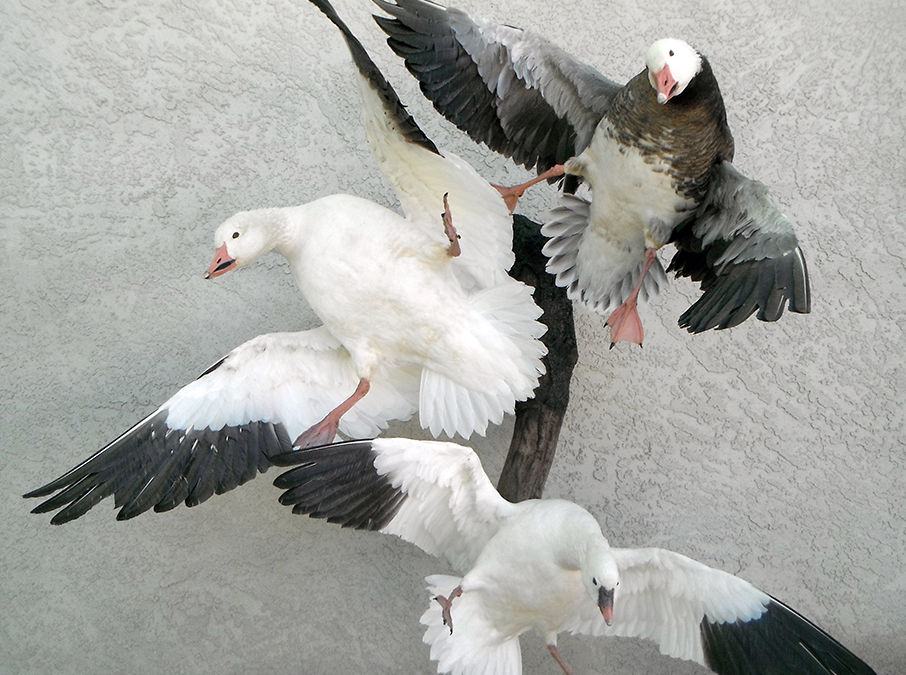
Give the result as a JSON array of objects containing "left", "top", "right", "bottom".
[
  {"left": 273, "top": 438, "right": 876, "bottom": 675},
  {"left": 374, "top": 0, "right": 811, "bottom": 346},
  {"left": 206, "top": 0, "right": 546, "bottom": 446},
  {"left": 24, "top": 0, "right": 546, "bottom": 525}
]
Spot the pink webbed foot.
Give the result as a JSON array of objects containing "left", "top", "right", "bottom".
[
  {"left": 434, "top": 585, "right": 463, "bottom": 634},
  {"left": 606, "top": 248, "right": 659, "bottom": 349},
  {"left": 293, "top": 418, "right": 340, "bottom": 449},
  {"left": 606, "top": 299, "right": 645, "bottom": 349},
  {"left": 292, "top": 378, "right": 371, "bottom": 448},
  {"left": 492, "top": 164, "right": 565, "bottom": 214},
  {"left": 441, "top": 193, "right": 461, "bottom": 257}
]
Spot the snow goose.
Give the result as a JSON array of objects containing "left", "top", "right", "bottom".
[
  {"left": 206, "top": 0, "right": 546, "bottom": 446},
  {"left": 374, "top": 0, "right": 811, "bottom": 346},
  {"left": 273, "top": 438, "right": 876, "bottom": 675},
  {"left": 24, "top": 0, "right": 545, "bottom": 524}
]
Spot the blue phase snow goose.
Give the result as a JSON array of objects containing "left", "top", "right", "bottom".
[
  {"left": 374, "top": 0, "right": 811, "bottom": 346},
  {"left": 24, "top": 0, "right": 546, "bottom": 524},
  {"left": 274, "top": 438, "right": 876, "bottom": 675}
]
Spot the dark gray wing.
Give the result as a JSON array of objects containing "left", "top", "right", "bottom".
[
  {"left": 668, "top": 161, "right": 811, "bottom": 333},
  {"left": 24, "top": 407, "right": 293, "bottom": 526},
  {"left": 373, "top": 0, "right": 621, "bottom": 175},
  {"left": 272, "top": 440, "right": 406, "bottom": 531}
]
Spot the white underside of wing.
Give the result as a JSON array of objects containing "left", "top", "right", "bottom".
[
  {"left": 163, "top": 327, "right": 419, "bottom": 440},
  {"left": 371, "top": 438, "right": 515, "bottom": 572},
  {"left": 562, "top": 547, "right": 770, "bottom": 665},
  {"left": 356, "top": 76, "right": 514, "bottom": 291}
]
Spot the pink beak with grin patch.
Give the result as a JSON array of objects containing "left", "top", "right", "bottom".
[
  {"left": 652, "top": 64, "right": 678, "bottom": 104},
  {"left": 598, "top": 586, "right": 615, "bottom": 626},
  {"left": 205, "top": 243, "right": 237, "bottom": 279}
]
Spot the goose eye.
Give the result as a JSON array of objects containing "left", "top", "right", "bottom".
[
  {"left": 593, "top": 577, "right": 598, "bottom": 586},
  {"left": 232, "top": 232, "right": 240, "bottom": 239},
  {"left": 669, "top": 49, "right": 674, "bottom": 57}
]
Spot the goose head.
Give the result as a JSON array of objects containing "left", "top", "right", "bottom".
[
  {"left": 205, "top": 209, "right": 285, "bottom": 279},
  {"left": 581, "top": 540, "right": 621, "bottom": 626},
  {"left": 646, "top": 38, "right": 703, "bottom": 104}
]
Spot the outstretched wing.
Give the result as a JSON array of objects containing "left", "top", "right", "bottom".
[
  {"left": 274, "top": 438, "right": 515, "bottom": 572},
  {"left": 564, "top": 547, "right": 875, "bottom": 675},
  {"left": 25, "top": 328, "right": 419, "bottom": 524},
  {"left": 374, "top": 0, "right": 620, "bottom": 174},
  {"left": 309, "top": 0, "right": 514, "bottom": 290},
  {"left": 668, "top": 160, "right": 811, "bottom": 332}
]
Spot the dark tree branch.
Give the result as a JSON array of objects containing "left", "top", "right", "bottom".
[{"left": 498, "top": 215, "right": 578, "bottom": 502}]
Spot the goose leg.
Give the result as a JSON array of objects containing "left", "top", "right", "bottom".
[
  {"left": 442, "top": 193, "right": 461, "bottom": 257},
  {"left": 293, "top": 378, "right": 371, "bottom": 448},
  {"left": 434, "top": 585, "right": 463, "bottom": 634},
  {"left": 606, "top": 248, "right": 659, "bottom": 348},
  {"left": 547, "top": 644, "right": 574, "bottom": 675},
  {"left": 492, "top": 164, "right": 565, "bottom": 214}
]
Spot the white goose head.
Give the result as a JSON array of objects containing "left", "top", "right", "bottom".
[
  {"left": 205, "top": 208, "right": 286, "bottom": 279},
  {"left": 581, "top": 539, "right": 621, "bottom": 626},
  {"left": 646, "top": 38, "right": 703, "bottom": 104}
]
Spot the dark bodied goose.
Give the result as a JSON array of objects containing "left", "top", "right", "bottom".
[
  {"left": 274, "top": 438, "right": 876, "bottom": 675},
  {"left": 24, "top": 0, "right": 546, "bottom": 525},
  {"left": 374, "top": 0, "right": 811, "bottom": 346}
]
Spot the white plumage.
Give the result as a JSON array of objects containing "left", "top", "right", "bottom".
[
  {"left": 275, "top": 438, "right": 876, "bottom": 675},
  {"left": 25, "top": 0, "right": 545, "bottom": 524}
]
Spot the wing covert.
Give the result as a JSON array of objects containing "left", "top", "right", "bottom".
[{"left": 311, "top": 0, "right": 515, "bottom": 289}]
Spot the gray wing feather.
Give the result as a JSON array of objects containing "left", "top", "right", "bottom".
[
  {"left": 669, "top": 161, "right": 811, "bottom": 332},
  {"left": 374, "top": 0, "right": 620, "bottom": 173}
]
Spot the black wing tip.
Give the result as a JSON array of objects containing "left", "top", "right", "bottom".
[
  {"left": 28, "top": 418, "right": 294, "bottom": 524},
  {"left": 309, "top": 0, "right": 441, "bottom": 156},
  {"left": 23, "top": 485, "right": 53, "bottom": 500},
  {"left": 702, "top": 597, "right": 877, "bottom": 675},
  {"left": 274, "top": 439, "right": 404, "bottom": 531},
  {"left": 677, "top": 247, "right": 812, "bottom": 334}
]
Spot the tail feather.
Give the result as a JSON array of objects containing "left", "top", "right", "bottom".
[{"left": 418, "top": 281, "right": 547, "bottom": 439}]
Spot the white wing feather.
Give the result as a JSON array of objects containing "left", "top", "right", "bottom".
[
  {"left": 355, "top": 74, "right": 515, "bottom": 291},
  {"left": 165, "top": 327, "right": 419, "bottom": 440},
  {"left": 562, "top": 547, "right": 769, "bottom": 664},
  {"left": 371, "top": 438, "right": 517, "bottom": 572}
]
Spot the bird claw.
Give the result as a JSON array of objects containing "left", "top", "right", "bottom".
[
  {"left": 434, "top": 585, "right": 463, "bottom": 634},
  {"left": 441, "top": 193, "right": 461, "bottom": 257},
  {"left": 606, "top": 300, "right": 645, "bottom": 348},
  {"left": 293, "top": 420, "right": 337, "bottom": 449}
]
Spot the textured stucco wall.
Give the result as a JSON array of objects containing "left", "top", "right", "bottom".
[{"left": 2, "top": 0, "right": 903, "bottom": 674}]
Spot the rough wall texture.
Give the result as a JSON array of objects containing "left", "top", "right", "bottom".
[{"left": 1, "top": 0, "right": 903, "bottom": 674}]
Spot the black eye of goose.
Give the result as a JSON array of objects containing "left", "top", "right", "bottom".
[
  {"left": 593, "top": 577, "right": 598, "bottom": 586},
  {"left": 232, "top": 231, "right": 240, "bottom": 239},
  {"left": 669, "top": 49, "right": 674, "bottom": 57}
]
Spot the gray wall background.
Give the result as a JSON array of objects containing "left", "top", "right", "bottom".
[{"left": 2, "top": 0, "right": 903, "bottom": 673}]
